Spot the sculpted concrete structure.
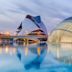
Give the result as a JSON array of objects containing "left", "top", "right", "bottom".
[
  {"left": 49, "top": 17, "right": 72, "bottom": 43},
  {"left": 17, "top": 15, "right": 48, "bottom": 41}
]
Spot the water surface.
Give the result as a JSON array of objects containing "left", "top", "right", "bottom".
[{"left": 0, "top": 43, "right": 72, "bottom": 72}]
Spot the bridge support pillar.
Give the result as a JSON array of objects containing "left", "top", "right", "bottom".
[{"left": 24, "top": 38, "right": 29, "bottom": 46}]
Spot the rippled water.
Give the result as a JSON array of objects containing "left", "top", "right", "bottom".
[{"left": 0, "top": 43, "right": 72, "bottom": 72}]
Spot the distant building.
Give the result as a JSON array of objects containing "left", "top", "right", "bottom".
[{"left": 49, "top": 17, "right": 72, "bottom": 43}]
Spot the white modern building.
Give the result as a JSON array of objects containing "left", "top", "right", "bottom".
[
  {"left": 17, "top": 15, "right": 48, "bottom": 41},
  {"left": 49, "top": 17, "right": 72, "bottom": 43}
]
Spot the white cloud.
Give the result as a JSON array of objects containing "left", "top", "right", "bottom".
[{"left": 0, "top": 0, "right": 72, "bottom": 33}]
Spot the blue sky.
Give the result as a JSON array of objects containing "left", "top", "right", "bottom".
[{"left": 0, "top": 0, "right": 72, "bottom": 34}]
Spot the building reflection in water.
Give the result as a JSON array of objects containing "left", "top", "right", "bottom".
[
  {"left": 24, "top": 43, "right": 47, "bottom": 69},
  {"left": 24, "top": 47, "right": 28, "bottom": 56},
  {"left": 1, "top": 42, "right": 72, "bottom": 69},
  {"left": 37, "top": 47, "right": 41, "bottom": 56},
  {"left": 49, "top": 43, "right": 72, "bottom": 64},
  {"left": 0, "top": 47, "right": 2, "bottom": 54},
  {"left": 16, "top": 43, "right": 48, "bottom": 70},
  {"left": 0, "top": 45, "right": 17, "bottom": 55},
  {"left": 0, "top": 42, "right": 47, "bottom": 70},
  {"left": 5, "top": 46, "right": 9, "bottom": 53}
]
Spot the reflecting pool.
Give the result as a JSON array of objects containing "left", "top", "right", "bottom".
[{"left": 0, "top": 43, "right": 72, "bottom": 72}]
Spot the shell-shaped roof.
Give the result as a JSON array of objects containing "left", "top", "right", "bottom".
[
  {"left": 18, "top": 15, "right": 47, "bottom": 35},
  {"left": 54, "top": 17, "right": 72, "bottom": 32}
]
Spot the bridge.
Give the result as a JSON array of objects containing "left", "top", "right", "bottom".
[{"left": 0, "top": 35, "right": 47, "bottom": 45}]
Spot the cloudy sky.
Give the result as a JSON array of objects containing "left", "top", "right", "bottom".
[{"left": 0, "top": 0, "right": 72, "bottom": 34}]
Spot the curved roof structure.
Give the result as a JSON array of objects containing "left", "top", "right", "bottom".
[
  {"left": 26, "top": 15, "right": 47, "bottom": 34},
  {"left": 17, "top": 15, "right": 47, "bottom": 36},
  {"left": 49, "top": 17, "right": 72, "bottom": 43},
  {"left": 54, "top": 17, "right": 72, "bottom": 33}
]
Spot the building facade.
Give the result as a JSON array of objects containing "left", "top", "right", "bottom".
[{"left": 49, "top": 17, "right": 72, "bottom": 43}]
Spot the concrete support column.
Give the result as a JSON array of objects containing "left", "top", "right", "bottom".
[{"left": 24, "top": 38, "right": 29, "bottom": 46}]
